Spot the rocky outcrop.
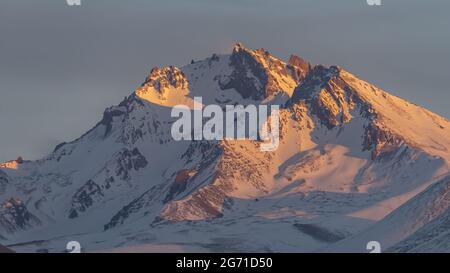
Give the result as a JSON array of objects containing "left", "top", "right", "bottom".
[
  {"left": 103, "top": 185, "right": 162, "bottom": 230},
  {"left": 144, "top": 66, "right": 188, "bottom": 91},
  {"left": 135, "top": 66, "right": 188, "bottom": 101},
  {"left": 161, "top": 140, "right": 272, "bottom": 221},
  {"left": 0, "top": 198, "right": 41, "bottom": 234},
  {"left": 363, "top": 122, "right": 404, "bottom": 160},
  {"left": 0, "top": 158, "right": 23, "bottom": 170},
  {"left": 220, "top": 43, "right": 305, "bottom": 100},
  {"left": 115, "top": 148, "right": 148, "bottom": 181},
  {"left": 69, "top": 180, "right": 104, "bottom": 219},
  {"left": 287, "top": 54, "right": 311, "bottom": 82},
  {"left": 68, "top": 147, "right": 147, "bottom": 219},
  {"left": 289, "top": 65, "right": 359, "bottom": 128},
  {"left": 163, "top": 168, "right": 198, "bottom": 203},
  {"left": 0, "top": 170, "right": 9, "bottom": 193},
  {"left": 101, "top": 105, "right": 128, "bottom": 138},
  {"left": 289, "top": 65, "right": 416, "bottom": 160}
]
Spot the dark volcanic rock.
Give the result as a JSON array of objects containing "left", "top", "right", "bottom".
[
  {"left": 0, "top": 198, "right": 41, "bottom": 234},
  {"left": 115, "top": 148, "right": 148, "bottom": 180},
  {"left": 363, "top": 123, "right": 404, "bottom": 160},
  {"left": 0, "top": 170, "right": 9, "bottom": 193},
  {"left": 220, "top": 44, "right": 268, "bottom": 100},
  {"left": 101, "top": 106, "right": 127, "bottom": 138},
  {"left": 287, "top": 54, "right": 311, "bottom": 82},
  {"left": 142, "top": 66, "right": 188, "bottom": 92},
  {"left": 290, "top": 65, "right": 371, "bottom": 129},
  {"left": 220, "top": 43, "right": 307, "bottom": 100},
  {"left": 69, "top": 180, "right": 104, "bottom": 219}
]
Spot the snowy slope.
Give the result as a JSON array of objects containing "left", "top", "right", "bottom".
[
  {"left": 389, "top": 211, "right": 450, "bottom": 252},
  {"left": 326, "top": 174, "right": 450, "bottom": 253},
  {"left": 1, "top": 44, "right": 450, "bottom": 253}
]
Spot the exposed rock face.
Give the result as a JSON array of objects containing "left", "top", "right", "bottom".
[
  {"left": 115, "top": 148, "right": 148, "bottom": 181},
  {"left": 163, "top": 168, "right": 197, "bottom": 203},
  {"left": 161, "top": 140, "right": 273, "bottom": 221},
  {"left": 219, "top": 43, "right": 306, "bottom": 100},
  {"left": 289, "top": 65, "right": 410, "bottom": 160},
  {"left": 136, "top": 66, "right": 188, "bottom": 101},
  {"left": 0, "top": 170, "right": 8, "bottom": 193},
  {"left": 287, "top": 54, "right": 311, "bottom": 82},
  {"left": 68, "top": 148, "right": 148, "bottom": 219},
  {"left": 101, "top": 105, "right": 127, "bottom": 138},
  {"left": 0, "top": 198, "right": 41, "bottom": 234},
  {"left": 145, "top": 66, "right": 188, "bottom": 90},
  {"left": 363, "top": 122, "right": 404, "bottom": 159},
  {"left": 0, "top": 160, "right": 20, "bottom": 170},
  {"left": 290, "top": 65, "right": 357, "bottom": 128},
  {"left": 69, "top": 180, "right": 104, "bottom": 219},
  {"left": 103, "top": 185, "right": 163, "bottom": 230}
]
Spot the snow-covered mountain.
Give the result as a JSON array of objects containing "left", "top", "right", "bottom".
[{"left": 1, "top": 44, "right": 450, "bottom": 253}]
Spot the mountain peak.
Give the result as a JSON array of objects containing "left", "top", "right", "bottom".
[
  {"left": 231, "top": 42, "right": 271, "bottom": 59},
  {"left": 223, "top": 44, "right": 307, "bottom": 100},
  {"left": 232, "top": 42, "right": 245, "bottom": 52},
  {"left": 135, "top": 65, "right": 189, "bottom": 105},
  {"left": 142, "top": 66, "right": 187, "bottom": 89},
  {"left": 3, "top": 45, "right": 450, "bottom": 253},
  {"left": 133, "top": 44, "right": 312, "bottom": 105}
]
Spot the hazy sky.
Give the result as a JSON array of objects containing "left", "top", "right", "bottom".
[{"left": 1, "top": 0, "right": 449, "bottom": 162}]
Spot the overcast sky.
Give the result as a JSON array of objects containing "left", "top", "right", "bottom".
[{"left": 1, "top": 0, "right": 449, "bottom": 162}]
